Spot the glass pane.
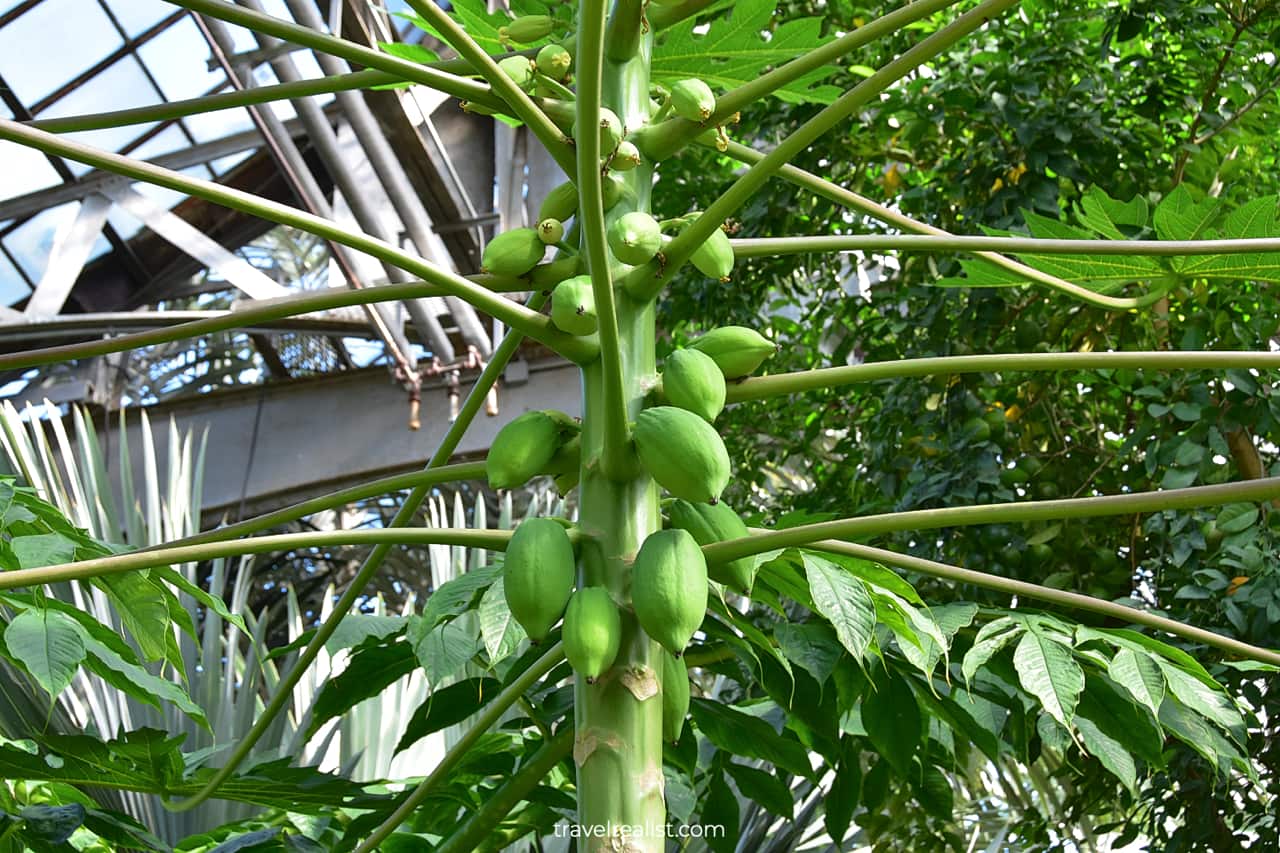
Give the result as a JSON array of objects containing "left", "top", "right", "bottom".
[
  {"left": 126, "top": 123, "right": 192, "bottom": 162},
  {"left": 210, "top": 150, "right": 253, "bottom": 177},
  {"left": 101, "top": 0, "right": 172, "bottom": 38},
  {"left": 0, "top": 140, "right": 63, "bottom": 200},
  {"left": 37, "top": 56, "right": 162, "bottom": 174},
  {"left": 136, "top": 16, "right": 221, "bottom": 102},
  {"left": 0, "top": 245, "right": 31, "bottom": 308},
  {"left": 2, "top": 201, "right": 79, "bottom": 283},
  {"left": 0, "top": 0, "right": 123, "bottom": 104},
  {"left": 183, "top": 104, "right": 254, "bottom": 145}
]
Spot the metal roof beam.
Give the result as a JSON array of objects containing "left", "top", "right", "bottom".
[{"left": 0, "top": 118, "right": 310, "bottom": 222}]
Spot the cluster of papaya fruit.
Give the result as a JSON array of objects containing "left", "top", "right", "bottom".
[
  {"left": 489, "top": 325, "right": 773, "bottom": 741},
  {"left": 476, "top": 24, "right": 734, "bottom": 297}
]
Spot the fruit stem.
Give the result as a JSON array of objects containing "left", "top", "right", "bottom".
[
  {"left": 0, "top": 528, "right": 516, "bottom": 590},
  {"left": 704, "top": 476, "right": 1280, "bottom": 565},
  {"left": 732, "top": 233, "right": 1280, "bottom": 258},
  {"left": 724, "top": 351, "right": 1280, "bottom": 403},
  {"left": 165, "top": 0, "right": 507, "bottom": 110},
  {"left": 621, "top": 0, "right": 1020, "bottom": 302},
  {"left": 577, "top": 0, "right": 636, "bottom": 482},
  {"left": 159, "top": 292, "right": 547, "bottom": 814},
  {"left": 0, "top": 121, "right": 602, "bottom": 366},
  {"left": 711, "top": 138, "right": 1167, "bottom": 311},
  {"left": 404, "top": 0, "right": 576, "bottom": 174},
  {"left": 536, "top": 72, "right": 578, "bottom": 100},
  {"left": 353, "top": 643, "right": 567, "bottom": 852},
  {"left": 434, "top": 726, "right": 576, "bottom": 852}
]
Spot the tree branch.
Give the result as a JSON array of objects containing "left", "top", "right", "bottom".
[
  {"left": 721, "top": 350, "right": 1280, "bottom": 403},
  {"left": 703, "top": 477, "right": 1280, "bottom": 563},
  {"left": 353, "top": 643, "right": 567, "bottom": 852},
  {"left": 0, "top": 120, "right": 598, "bottom": 365}
]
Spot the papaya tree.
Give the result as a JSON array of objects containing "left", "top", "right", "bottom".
[{"left": 1, "top": 0, "right": 1279, "bottom": 849}]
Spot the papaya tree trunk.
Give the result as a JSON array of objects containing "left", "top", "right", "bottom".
[{"left": 573, "top": 17, "right": 667, "bottom": 850}]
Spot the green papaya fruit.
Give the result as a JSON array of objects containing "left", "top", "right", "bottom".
[
  {"left": 536, "top": 43, "right": 573, "bottom": 80},
  {"left": 631, "top": 528, "right": 708, "bottom": 656},
  {"left": 688, "top": 326, "right": 776, "bottom": 378},
  {"left": 609, "top": 140, "right": 643, "bottom": 171},
  {"left": 503, "top": 518, "right": 575, "bottom": 643},
  {"left": 574, "top": 107, "right": 623, "bottom": 150},
  {"left": 482, "top": 228, "right": 546, "bottom": 277},
  {"left": 689, "top": 224, "right": 734, "bottom": 281},
  {"left": 497, "top": 55, "right": 536, "bottom": 90},
  {"left": 529, "top": 254, "right": 582, "bottom": 288},
  {"left": 661, "top": 650, "right": 690, "bottom": 742},
  {"left": 553, "top": 468, "right": 580, "bottom": 496},
  {"left": 551, "top": 275, "right": 598, "bottom": 336},
  {"left": 667, "top": 499, "right": 757, "bottom": 594},
  {"left": 661, "top": 348, "right": 725, "bottom": 422},
  {"left": 499, "top": 14, "right": 553, "bottom": 45},
  {"left": 537, "top": 217, "right": 565, "bottom": 244},
  {"left": 563, "top": 587, "right": 622, "bottom": 682},
  {"left": 671, "top": 78, "right": 716, "bottom": 123},
  {"left": 487, "top": 409, "right": 577, "bottom": 488},
  {"left": 633, "top": 406, "right": 730, "bottom": 503},
  {"left": 538, "top": 180, "right": 579, "bottom": 223},
  {"left": 542, "top": 433, "right": 581, "bottom": 476},
  {"left": 607, "top": 212, "right": 663, "bottom": 265}
]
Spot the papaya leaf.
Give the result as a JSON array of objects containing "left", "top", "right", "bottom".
[
  {"left": 1153, "top": 185, "right": 1222, "bottom": 240},
  {"left": 860, "top": 667, "right": 920, "bottom": 776},
  {"left": 308, "top": 640, "right": 416, "bottom": 737},
  {"left": 653, "top": 0, "right": 840, "bottom": 104},
  {"left": 3, "top": 609, "right": 85, "bottom": 700},
  {"left": 396, "top": 677, "right": 500, "bottom": 754},
  {"left": 689, "top": 699, "right": 814, "bottom": 779},
  {"left": 803, "top": 552, "right": 875, "bottom": 662},
  {"left": 1011, "top": 620, "right": 1084, "bottom": 729},
  {"left": 1107, "top": 648, "right": 1165, "bottom": 720}
]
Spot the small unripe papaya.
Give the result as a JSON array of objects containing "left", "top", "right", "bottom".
[
  {"left": 499, "top": 14, "right": 553, "bottom": 45},
  {"left": 487, "top": 410, "right": 558, "bottom": 488},
  {"left": 667, "top": 499, "right": 757, "bottom": 594},
  {"left": 542, "top": 434, "right": 581, "bottom": 476},
  {"left": 631, "top": 528, "right": 708, "bottom": 656},
  {"left": 661, "top": 651, "right": 690, "bottom": 742},
  {"left": 688, "top": 326, "right": 776, "bottom": 378},
  {"left": 573, "top": 107, "right": 623, "bottom": 150},
  {"left": 497, "top": 55, "right": 536, "bottom": 90},
  {"left": 633, "top": 406, "right": 730, "bottom": 503},
  {"left": 563, "top": 587, "right": 622, "bottom": 682},
  {"left": 537, "top": 217, "right": 565, "bottom": 244},
  {"left": 530, "top": 254, "right": 583, "bottom": 288},
  {"left": 607, "top": 212, "right": 663, "bottom": 265},
  {"left": 671, "top": 78, "right": 716, "bottom": 123},
  {"left": 551, "top": 275, "right": 598, "bottom": 336},
  {"left": 536, "top": 43, "right": 573, "bottom": 80},
  {"left": 482, "top": 228, "right": 545, "bottom": 276},
  {"left": 609, "top": 140, "right": 643, "bottom": 171},
  {"left": 504, "top": 518, "right": 575, "bottom": 643},
  {"left": 538, "top": 180, "right": 579, "bottom": 223},
  {"left": 689, "top": 224, "right": 734, "bottom": 281},
  {"left": 553, "top": 468, "right": 580, "bottom": 496},
  {"left": 661, "top": 348, "right": 725, "bottom": 422}
]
